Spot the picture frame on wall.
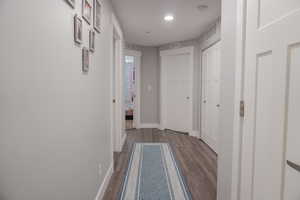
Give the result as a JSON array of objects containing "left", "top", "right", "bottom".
[
  {"left": 93, "top": 0, "right": 102, "bottom": 33},
  {"left": 82, "top": 0, "right": 92, "bottom": 24},
  {"left": 74, "top": 14, "right": 83, "bottom": 44},
  {"left": 89, "top": 30, "right": 95, "bottom": 52},
  {"left": 66, "top": 0, "right": 75, "bottom": 8},
  {"left": 82, "top": 47, "right": 90, "bottom": 73}
]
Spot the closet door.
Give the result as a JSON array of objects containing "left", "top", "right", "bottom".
[
  {"left": 201, "top": 42, "right": 221, "bottom": 153},
  {"left": 160, "top": 48, "right": 193, "bottom": 133}
]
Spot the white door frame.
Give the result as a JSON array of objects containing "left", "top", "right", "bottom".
[
  {"left": 217, "top": 0, "right": 246, "bottom": 199},
  {"left": 124, "top": 49, "right": 142, "bottom": 129},
  {"left": 159, "top": 46, "right": 194, "bottom": 133},
  {"left": 110, "top": 14, "right": 125, "bottom": 154}
]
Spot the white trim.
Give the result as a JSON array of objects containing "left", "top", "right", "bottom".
[
  {"left": 189, "top": 130, "right": 200, "bottom": 138},
  {"left": 124, "top": 49, "right": 142, "bottom": 129},
  {"left": 139, "top": 123, "right": 160, "bottom": 129},
  {"left": 95, "top": 162, "right": 114, "bottom": 200},
  {"left": 231, "top": 0, "right": 246, "bottom": 199},
  {"left": 159, "top": 46, "right": 194, "bottom": 134},
  {"left": 217, "top": 0, "right": 246, "bottom": 199}
]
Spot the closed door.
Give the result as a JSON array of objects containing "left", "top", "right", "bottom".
[
  {"left": 240, "top": 0, "right": 300, "bottom": 199},
  {"left": 161, "top": 49, "right": 193, "bottom": 133},
  {"left": 201, "top": 42, "right": 221, "bottom": 153}
]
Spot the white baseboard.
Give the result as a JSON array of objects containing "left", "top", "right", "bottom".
[
  {"left": 190, "top": 130, "right": 200, "bottom": 138},
  {"left": 95, "top": 162, "right": 114, "bottom": 200},
  {"left": 139, "top": 123, "right": 160, "bottom": 129}
]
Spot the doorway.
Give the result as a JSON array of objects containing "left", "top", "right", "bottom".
[
  {"left": 124, "top": 50, "right": 141, "bottom": 130},
  {"left": 124, "top": 55, "right": 135, "bottom": 129},
  {"left": 160, "top": 47, "right": 194, "bottom": 133}
]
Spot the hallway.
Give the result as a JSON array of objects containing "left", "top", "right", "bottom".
[
  {"left": 104, "top": 129, "right": 217, "bottom": 200},
  {"left": 1, "top": 0, "right": 300, "bottom": 199}
]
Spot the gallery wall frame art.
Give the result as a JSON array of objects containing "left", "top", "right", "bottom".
[
  {"left": 66, "top": 0, "right": 75, "bottom": 8},
  {"left": 82, "top": 47, "right": 90, "bottom": 73},
  {"left": 89, "top": 30, "right": 95, "bottom": 52},
  {"left": 93, "top": 0, "right": 102, "bottom": 33},
  {"left": 82, "top": 0, "right": 92, "bottom": 24},
  {"left": 74, "top": 14, "right": 83, "bottom": 44}
]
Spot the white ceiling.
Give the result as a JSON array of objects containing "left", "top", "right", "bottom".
[{"left": 111, "top": 0, "right": 221, "bottom": 46}]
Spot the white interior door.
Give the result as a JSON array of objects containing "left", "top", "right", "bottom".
[
  {"left": 160, "top": 47, "right": 193, "bottom": 133},
  {"left": 240, "top": 0, "right": 300, "bottom": 199},
  {"left": 201, "top": 42, "right": 221, "bottom": 153}
]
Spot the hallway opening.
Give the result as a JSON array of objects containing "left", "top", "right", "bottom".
[{"left": 124, "top": 55, "right": 136, "bottom": 130}]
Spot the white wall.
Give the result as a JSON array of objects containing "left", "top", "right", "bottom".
[{"left": 0, "top": 0, "right": 120, "bottom": 199}]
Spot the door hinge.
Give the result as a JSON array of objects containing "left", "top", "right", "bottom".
[{"left": 240, "top": 100, "right": 245, "bottom": 118}]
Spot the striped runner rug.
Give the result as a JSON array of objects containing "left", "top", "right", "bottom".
[{"left": 119, "top": 143, "right": 192, "bottom": 200}]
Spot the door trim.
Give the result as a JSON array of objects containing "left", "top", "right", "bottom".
[
  {"left": 216, "top": 0, "right": 247, "bottom": 199},
  {"left": 124, "top": 49, "right": 142, "bottom": 129},
  {"left": 159, "top": 46, "right": 194, "bottom": 134}
]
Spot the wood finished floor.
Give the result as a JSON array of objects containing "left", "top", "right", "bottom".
[{"left": 103, "top": 128, "right": 217, "bottom": 200}]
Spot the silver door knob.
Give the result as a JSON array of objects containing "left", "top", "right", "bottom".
[
  {"left": 216, "top": 104, "right": 220, "bottom": 107},
  {"left": 186, "top": 97, "right": 190, "bottom": 100}
]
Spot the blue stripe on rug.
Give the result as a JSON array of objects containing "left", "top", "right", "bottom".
[
  {"left": 139, "top": 145, "right": 172, "bottom": 200},
  {"left": 119, "top": 143, "right": 192, "bottom": 200}
]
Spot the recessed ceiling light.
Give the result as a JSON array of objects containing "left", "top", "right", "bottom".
[{"left": 164, "top": 14, "right": 174, "bottom": 22}]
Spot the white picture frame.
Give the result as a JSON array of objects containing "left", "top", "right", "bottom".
[
  {"left": 89, "top": 30, "right": 95, "bottom": 52},
  {"left": 66, "top": 0, "right": 75, "bottom": 8},
  {"left": 74, "top": 14, "right": 83, "bottom": 44},
  {"left": 82, "top": 0, "right": 92, "bottom": 24},
  {"left": 82, "top": 47, "right": 90, "bottom": 73},
  {"left": 93, "top": 0, "right": 102, "bottom": 33}
]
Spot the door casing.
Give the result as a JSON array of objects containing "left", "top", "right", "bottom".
[{"left": 124, "top": 50, "right": 142, "bottom": 129}]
